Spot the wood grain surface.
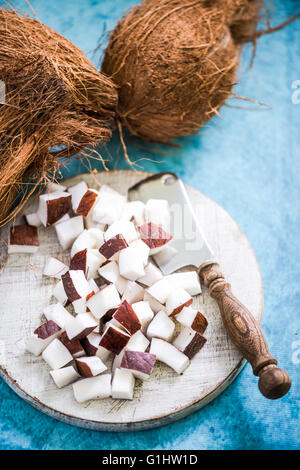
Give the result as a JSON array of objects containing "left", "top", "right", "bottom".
[{"left": 0, "top": 170, "right": 263, "bottom": 431}]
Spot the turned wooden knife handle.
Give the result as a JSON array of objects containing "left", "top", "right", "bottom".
[{"left": 199, "top": 262, "right": 291, "bottom": 399}]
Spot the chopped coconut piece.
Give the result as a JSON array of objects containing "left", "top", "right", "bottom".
[
  {"left": 150, "top": 338, "right": 189, "bottom": 374},
  {"left": 143, "top": 291, "right": 165, "bottom": 314},
  {"left": 37, "top": 192, "right": 71, "bottom": 227},
  {"left": 112, "top": 368, "right": 135, "bottom": 400},
  {"left": 25, "top": 212, "right": 41, "bottom": 227},
  {"left": 42, "top": 338, "right": 73, "bottom": 369},
  {"left": 53, "top": 213, "right": 71, "bottom": 226},
  {"left": 120, "top": 350, "right": 156, "bottom": 380},
  {"left": 53, "top": 280, "right": 68, "bottom": 306},
  {"left": 137, "top": 222, "right": 172, "bottom": 255},
  {"left": 73, "top": 374, "right": 111, "bottom": 403},
  {"left": 112, "top": 330, "right": 150, "bottom": 373},
  {"left": 47, "top": 182, "right": 67, "bottom": 193},
  {"left": 88, "top": 278, "right": 99, "bottom": 293},
  {"left": 122, "top": 281, "right": 144, "bottom": 304},
  {"left": 165, "top": 271, "right": 201, "bottom": 296},
  {"left": 112, "top": 300, "right": 141, "bottom": 335},
  {"left": 118, "top": 246, "right": 145, "bottom": 281},
  {"left": 176, "top": 307, "right": 208, "bottom": 334},
  {"left": 121, "top": 200, "right": 145, "bottom": 226},
  {"left": 99, "top": 234, "right": 128, "bottom": 261},
  {"left": 81, "top": 332, "right": 111, "bottom": 362},
  {"left": 132, "top": 301, "right": 154, "bottom": 332},
  {"left": 76, "top": 356, "right": 107, "bottom": 377},
  {"left": 147, "top": 277, "right": 174, "bottom": 304},
  {"left": 99, "top": 325, "right": 130, "bottom": 355},
  {"left": 60, "top": 331, "right": 85, "bottom": 358},
  {"left": 129, "top": 239, "right": 150, "bottom": 266},
  {"left": 92, "top": 187, "right": 126, "bottom": 225},
  {"left": 50, "top": 366, "right": 79, "bottom": 388},
  {"left": 55, "top": 216, "right": 84, "bottom": 250},
  {"left": 137, "top": 262, "right": 163, "bottom": 286},
  {"left": 166, "top": 288, "right": 193, "bottom": 317},
  {"left": 173, "top": 327, "right": 207, "bottom": 359},
  {"left": 105, "top": 220, "right": 138, "bottom": 244},
  {"left": 43, "top": 257, "right": 68, "bottom": 279},
  {"left": 153, "top": 245, "right": 177, "bottom": 268},
  {"left": 8, "top": 225, "right": 39, "bottom": 254},
  {"left": 25, "top": 320, "right": 61, "bottom": 356},
  {"left": 65, "top": 313, "right": 97, "bottom": 340},
  {"left": 71, "top": 228, "right": 105, "bottom": 258},
  {"left": 70, "top": 248, "right": 103, "bottom": 280},
  {"left": 87, "top": 283, "right": 121, "bottom": 319},
  {"left": 146, "top": 310, "right": 175, "bottom": 342},
  {"left": 145, "top": 199, "right": 170, "bottom": 231},
  {"left": 61, "top": 270, "right": 91, "bottom": 302},
  {"left": 43, "top": 303, "right": 73, "bottom": 329}
]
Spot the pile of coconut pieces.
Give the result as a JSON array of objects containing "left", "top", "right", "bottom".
[{"left": 9, "top": 180, "right": 208, "bottom": 403}]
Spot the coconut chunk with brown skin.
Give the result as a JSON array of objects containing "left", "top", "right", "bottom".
[
  {"left": 87, "top": 283, "right": 121, "bottom": 319},
  {"left": 68, "top": 182, "right": 99, "bottom": 216},
  {"left": 120, "top": 350, "right": 156, "bottom": 380},
  {"left": 8, "top": 225, "right": 39, "bottom": 254},
  {"left": 65, "top": 313, "right": 98, "bottom": 341},
  {"left": 146, "top": 310, "right": 175, "bottom": 342},
  {"left": 71, "top": 228, "right": 105, "bottom": 258},
  {"left": 150, "top": 338, "right": 189, "bottom": 375},
  {"left": 173, "top": 327, "right": 207, "bottom": 359},
  {"left": 138, "top": 262, "right": 163, "bottom": 286},
  {"left": 73, "top": 374, "right": 112, "bottom": 403},
  {"left": 99, "top": 233, "right": 128, "bottom": 261},
  {"left": 122, "top": 281, "right": 144, "bottom": 304},
  {"left": 145, "top": 199, "right": 170, "bottom": 231},
  {"left": 166, "top": 288, "right": 193, "bottom": 317},
  {"left": 112, "top": 368, "right": 135, "bottom": 400},
  {"left": 70, "top": 248, "right": 103, "bottom": 280},
  {"left": 43, "top": 257, "right": 68, "bottom": 279},
  {"left": 105, "top": 220, "right": 138, "bottom": 244},
  {"left": 42, "top": 338, "right": 73, "bottom": 370},
  {"left": 55, "top": 215, "right": 84, "bottom": 250},
  {"left": 60, "top": 331, "right": 85, "bottom": 358},
  {"left": 76, "top": 356, "right": 107, "bottom": 377},
  {"left": 61, "top": 270, "right": 91, "bottom": 302},
  {"left": 99, "top": 324, "right": 130, "bottom": 355},
  {"left": 50, "top": 366, "right": 79, "bottom": 388},
  {"left": 37, "top": 192, "right": 71, "bottom": 227},
  {"left": 112, "top": 330, "right": 150, "bottom": 373},
  {"left": 176, "top": 306, "right": 208, "bottom": 335},
  {"left": 43, "top": 303, "right": 73, "bottom": 329},
  {"left": 137, "top": 222, "right": 172, "bottom": 255},
  {"left": 25, "top": 320, "right": 61, "bottom": 356},
  {"left": 112, "top": 300, "right": 141, "bottom": 335},
  {"left": 80, "top": 332, "right": 112, "bottom": 362}
]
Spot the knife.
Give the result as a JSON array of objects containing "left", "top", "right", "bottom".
[{"left": 128, "top": 172, "right": 291, "bottom": 399}]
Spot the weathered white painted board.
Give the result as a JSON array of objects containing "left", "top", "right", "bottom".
[{"left": 0, "top": 170, "right": 263, "bottom": 431}]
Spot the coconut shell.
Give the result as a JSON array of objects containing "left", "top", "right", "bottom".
[
  {"left": 0, "top": 8, "right": 118, "bottom": 225},
  {"left": 102, "top": 0, "right": 261, "bottom": 143}
]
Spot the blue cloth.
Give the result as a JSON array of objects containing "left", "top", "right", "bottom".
[{"left": 1, "top": 0, "right": 299, "bottom": 450}]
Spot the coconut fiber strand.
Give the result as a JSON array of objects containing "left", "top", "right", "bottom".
[
  {"left": 0, "top": 7, "right": 118, "bottom": 226},
  {"left": 102, "top": 0, "right": 262, "bottom": 143}
]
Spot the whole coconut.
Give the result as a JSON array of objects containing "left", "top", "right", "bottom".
[{"left": 102, "top": 0, "right": 261, "bottom": 143}]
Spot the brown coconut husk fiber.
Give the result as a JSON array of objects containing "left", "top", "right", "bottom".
[
  {"left": 101, "top": 0, "right": 298, "bottom": 143},
  {"left": 0, "top": 7, "right": 118, "bottom": 226}
]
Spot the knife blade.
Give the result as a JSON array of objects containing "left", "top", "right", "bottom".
[
  {"left": 128, "top": 172, "right": 214, "bottom": 274},
  {"left": 128, "top": 171, "right": 291, "bottom": 400}
]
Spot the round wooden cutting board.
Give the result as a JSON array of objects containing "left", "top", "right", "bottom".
[{"left": 0, "top": 170, "right": 263, "bottom": 431}]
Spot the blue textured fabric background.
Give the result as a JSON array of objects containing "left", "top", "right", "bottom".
[{"left": 0, "top": 0, "right": 299, "bottom": 450}]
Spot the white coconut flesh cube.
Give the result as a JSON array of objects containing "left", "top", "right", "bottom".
[
  {"left": 55, "top": 216, "right": 84, "bottom": 250},
  {"left": 65, "top": 313, "right": 98, "bottom": 340},
  {"left": 25, "top": 321, "right": 61, "bottom": 356},
  {"left": 43, "top": 303, "right": 73, "bottom": 329},
  {"left": 88, "top": 278, "right": 99, "bottom": 293},
  {"left": 175, "top": 306, "right": 208, "bottom": 335},
  {"left": 153, "top": 245, "right": 177, "bottom": 268},
  {"left": 98, "top": 261, "right": 127, "bottom": 293},
  {"left": 92, "top": 190, "right": 126, "bottom": 225},
  {"left": 172, "top": 327, "right": 207, "bottom": 359},
  {"left": 165, "top": 271, "right": 201, "bottom": 296},
  {"left": 165, "top": 288, "right": 193, "bottom": 317},
  {"left": 50, "top": 366, "right": 79, "bottom": 388},
  {"left": 25, "top": 212, "right": 41, "bottom": 227},
  {"left": 137, "top": 262, "right": 163, "bottom": 286},
  {"left": 120, "top": 350, "right": 156, "bottom": 380},
  {"left": 53, "top": 213, "right": 71, "bottom": 226},
  {"left": 68, "top": 181, "right": 88, "bottom": 212},
  {"left": 145, "top": 199, "right": 170, "bottom": 231},
  {"left": 76, "top": 356, "right": 107, "bottom": 377},
  {"left": 146, "top": 310, "right": 175, "bottom": 342},
  {"left": 47, "top": 182, "right": 67, "bottom": 193},
  {"left": 8, "top": 225, "right": 39, "bottom": 254},
  {"left": 84, "top": 208, "right": 106, "bottom": 231},
  {"left": 81, "top": 332, "right": 111, "bottom": 362},
  {"left": 112, "top": 368, "right": 135, "bottom": 400},
  {"left": 129, "top": 239, "right": 150, "bottom": 267},
  {"left": 73, "top": 373, "right": 112, "bottom": 403},
  {"left": 146, "top": 278, "right": 174, "bottom": 304},
  {"left": 121, "top": 200, "right": 145, "bottom": 226},
  {"left": 43, "top": 257, "right": 68, "bottom": 279},
  {"left": 70, "top": 248, "right": 103, "bottom": 280},
  {"left": 86, "top": 283, "right": 121, "bottom": 319},
  {"left": 71, "top": 228, "right": 105, "bottom": 258},
  {"left": 143, "top": 291, "right": 165, "bottom": 314},
  {"left": 118, "top": 246, "right": 145, "bottom": 281},
  {"left": 42, "top": 338, "right": 73, "bottom": 370},
  {"left": 150, "top": 338, "right": 190, "bottom": 374},
  {"left": 112, "top": 330, "right": 150, "bottom": 373},
  {"left": 53, "top": 280, "right": 68, "bottom": 306},
  {"left": 132, "top": 301, "right": 154, "bottom": 332},
  {"left": 37, "top": 192, "right": 71, "bottom": 227},
  {"left": 61, "top": 270, "right": 91, "bottom": 303},
  {"left": 122, "top": 281, "right": 144, "bottom": 304},
  {"left": 105, "top": 220, "right": 138, "bottom": 244}
]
